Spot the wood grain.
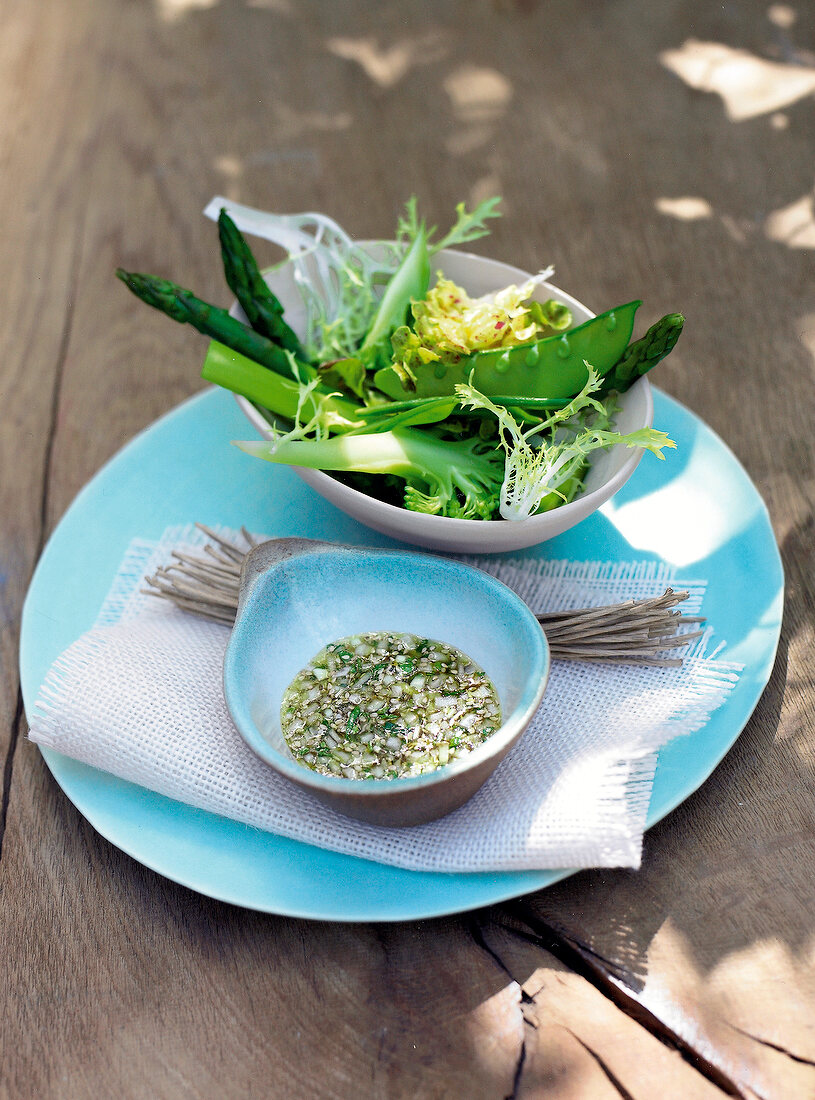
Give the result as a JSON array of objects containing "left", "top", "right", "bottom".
[{"left": 2, "top": 0, "right": 814, "bottom": 1096}]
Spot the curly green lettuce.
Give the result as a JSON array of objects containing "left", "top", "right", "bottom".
[{"left": 456, "top": 367, "right": 676, "bottom": 520}]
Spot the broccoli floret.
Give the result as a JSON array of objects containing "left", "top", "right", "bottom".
[{"left": 235, "top": 428, "right": 504, "bottom": 522}]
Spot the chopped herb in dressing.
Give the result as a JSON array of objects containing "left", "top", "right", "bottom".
[{"left": 281, "top": 631, "right": 501, "bottom": 780}]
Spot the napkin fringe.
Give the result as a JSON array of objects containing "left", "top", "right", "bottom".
[
  {"left": 98, "top": 524, "right": 246, "bottom": 626},
  {"left": 30, "top": 632, "right": 111, "bottom": 747},
  {"left": 471, "top": 555, "right": 706, "bottom": 615},
  {"left": 97, "top": 537, "right": 166, "bottom": 627}
]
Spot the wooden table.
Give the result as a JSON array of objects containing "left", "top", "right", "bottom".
[{"left": 3, "top": 1, "right": 814, "bottom": 1095}]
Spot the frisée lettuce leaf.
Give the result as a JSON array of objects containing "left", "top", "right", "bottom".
[{"left": 456, "top": 367, "right": 676, "bottom": 520}]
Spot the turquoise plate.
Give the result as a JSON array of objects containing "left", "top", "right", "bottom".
[{"left": 19, "top": 388, "right": 783, "bottom": 921}]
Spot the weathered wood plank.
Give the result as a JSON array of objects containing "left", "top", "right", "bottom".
[
  {"left": 2, "top": 2, "right": 536, "bottom": 1096},
  {"left": 0, "top": 0, "right": 109, "bottom": 853},
  {"left": 500, "top": 1, "right": 815, "bottom": 1080},
  {"left": 474, "top": 916, "right": 727, "bottom": 1098},
  {"left": 513, "top": 685, "right": 815, "bottom": 1098}
]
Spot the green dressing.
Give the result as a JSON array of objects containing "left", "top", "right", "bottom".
[{"left": 281, "top": 632, "right": 501, "bottom": 780}]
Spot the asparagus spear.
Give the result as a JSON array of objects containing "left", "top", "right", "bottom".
[
  {"left": 116, "top": 268, "right": 312, "bottom": 384},
  {"left": 217, "top": 209, "right": 304, "bottom": 357},
  {"left": 602, "top": 312, "right": 684, "bottom": 394}
]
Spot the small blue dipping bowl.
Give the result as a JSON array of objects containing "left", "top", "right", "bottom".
[{"left": 223, "top": 539, "right": 549, "bottom": 827}]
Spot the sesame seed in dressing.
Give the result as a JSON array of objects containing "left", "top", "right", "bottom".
[{"left": 281, "top": 632, "right": 501, "bottom": 780}]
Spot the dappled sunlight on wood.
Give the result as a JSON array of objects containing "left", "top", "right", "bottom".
[
  {"left": 211, "top": 103, "right": 352, "bottom": 201},
  {"left": 656, "top": 187, "right": 815, "bottom": 251},
  {"left": 446, "top": 124, "right": 494, "bottom": 157},
  {"left": 707, "top": 932, "right": 815, "bottom": 1055},
  {"left": 780, "top": 617, "right": 815, "bottom": 751},
  {"left": 443, "top": 64, "right": 513, "bottom": 123},
  {"left": 443, "top": 66, "right": 512, "bottom": 192},
  {"left": 4, "top": 0, "right": 814, "bottom": 1093},
  {"left": 213, "top": 154, "right": 241, "bottom": 178},
  {"left": 644, "top": 923, "right": 815, "bottom": 1088},
  {"left": 660, "top": 39, "right": 815, "bottom": 120},
  {"left": 155, "top": 0, "right": 295, "bottom": 16},
  {"left": 655, "top": 196, "right": 714, "bottom": 221},
  {"left": 213, "top": 154, "right": 243, "bottom": 201},
  {"left": 711, "top": 935, "right": 815, "bottom": 1046},
  {"left": 765, "top": 189, "right": 815, "bottom": 249},
  {"left": 325, "top": 32, "right": 448, "bottom": 88},
  {"left": 469, "top": 173, "right": 504, "bottom": 210},
  {"left": 767, "top": 3, "right": 798, "bottom": 29},
  {"left": 272, "top": 102, "right": 353, "bottom": 140},
  {"left": 463, "top": 982, "right": 525, "bottom": 1093},
  {"left": 154, "top": 0, "right": 218, "bottom": 23},
  {"left": 246, "top": 0, "right": 295, "bottom": 11}
]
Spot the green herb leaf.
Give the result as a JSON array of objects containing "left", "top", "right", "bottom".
[
  {"left": 432, "top": 197, "right": 502, "bottom": 253},
  {"left": 318, "top": 357, "right": 367, "bottom": 398}
]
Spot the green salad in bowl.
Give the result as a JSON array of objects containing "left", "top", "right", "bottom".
[{"left": 117, "top": 197, "right": 682, "bottom": 551}]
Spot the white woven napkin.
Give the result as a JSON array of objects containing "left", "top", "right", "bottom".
[{"left": 29, "top": 525, "right": 742, "bottom": 872}]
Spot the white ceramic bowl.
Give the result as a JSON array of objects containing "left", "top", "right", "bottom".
[{"left": 232, "top": 247, "right": 653, "bottom": 553}]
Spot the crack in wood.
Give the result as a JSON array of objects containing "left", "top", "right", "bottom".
[
  {"left": 727, "top": 1023, "right": 815, "bottom": 1068},
  {"left": 565, "top": 1028, "right": 637, "bottom": 1100},
  {"left": 0, "top": 689, "right": 24, "bottom": 862},
  {"left": 503, "top": 908, "right": 634, "bottom": 986},
  {"left": 499, "top": 901, "right": 749, "bottom": 1098},
  {"left": 466, "top": 917, "right": 531, "bottom": 1099},
  {"left": 0, "top": 203, "right": 89, "bottom": 867},
  {"left": 40, "top": 203, "right": 87, "bottom": 540},
  {"left": 467, "top": 916, "right": 534, "bottom": 1002},
  {"left": 504, "top": 1035, "right": 526, "bottom": 1100}
]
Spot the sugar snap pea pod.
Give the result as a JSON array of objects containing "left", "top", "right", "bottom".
[
  {"left": 217, "top": 209, "right": 305, "bottom": 357},
  {"left": 356, "top": 395, "right": 460, "bottom": 432},
  {"left": 373, "top": 300, "right": 641, "bottom": 401},
  {"left": 357, "top": 227, "right": 430, "bottom": 371},
  {"left": 599, "top": 312, "right": 684, "bottom": 395},
  {"left": 360, "top": 393, "right": 573, "bottom": 417},
  {"left": 357, "top": 392, "right": 573, "bottom": 434}
]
